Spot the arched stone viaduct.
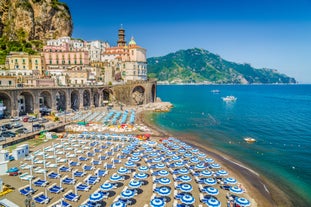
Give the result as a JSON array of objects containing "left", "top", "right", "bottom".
[{"left": 0, "top": 81, "right": 156, "bottom": 117}]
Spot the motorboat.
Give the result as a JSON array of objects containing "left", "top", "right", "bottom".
[
  {"left": 211, "top": 90, "right": 220, "bottom": 93},
  {"left": 244, "top": 137, "right": 256, "bottom": 143},
  {"left": 222, "top": 96, "right": 237, "bottom": 102}
]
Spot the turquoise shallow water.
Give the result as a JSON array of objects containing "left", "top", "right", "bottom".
[{"left": 153, "top": 84, "right": 311, "bottom": 206}]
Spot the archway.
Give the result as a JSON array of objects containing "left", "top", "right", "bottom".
[
  {"left": 93, "top": 92, "right": 99, "bottom": 107},
  {"left": 132, "top": 86, "right": 145, "bottom": 105},
  {"left": 0, "top": 92, "right": 12, "bottom": 118},
  {"left": 83, "top": 90, "right": 90, "bottom": 108},
  {"left": 71, "top": 90, "right": 80, "bottom": 111},
  {"left": 151, "top": 84, "right": 156, "bottom": 102},
  {"left": 56, "top": 90, "right": 66, "bottom": 111},
  {"left": 19, "top": 92, "right": 34, "bottom": 115},
  {"left": 102, "top": 89, "right": 110, "bottom": 101},
  {"left": 39, "top": 91, "right": 52, "bottom": 109}
]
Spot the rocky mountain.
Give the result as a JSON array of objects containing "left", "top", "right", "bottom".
[
  {"left": 0, "top": 0, "right": 72, "bottom": 41},
  {"left": 147, "top": 48, "right": 297, "bottom": 84}
]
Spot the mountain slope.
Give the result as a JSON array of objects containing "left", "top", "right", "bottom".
[{"left": 147, "top": 48, "right": 297, "bottom": 84}]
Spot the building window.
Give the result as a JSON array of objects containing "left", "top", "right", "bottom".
[{"left": 0, "top": 81, "right": 1, "bottom": 85}]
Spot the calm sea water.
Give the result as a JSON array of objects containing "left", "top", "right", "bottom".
[{"left": 153, "top": 84, "right": 311, "bottom": 206}]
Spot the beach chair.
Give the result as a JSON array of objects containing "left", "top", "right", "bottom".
[
  {"left": 79, "top": 156, "right": 89, "bottom": 161},
  {"left": 76, "top": 182, "right": 91, "bottom": 191},
  {"left": 59, "top": 166, "right": 71, "bottom": 172},
  {"left": 19, "top": 185, "right": 35, "bottom": 196},
  {"left": 34, "top": 179, "right": 48, "bottom": 187},
  {"left": 62, "top": 176, "right": 76, "bottom": 185},
  {"left": 74, "top": 170, "right": 86, "bottom": 177},
  {"left": 95, "top": 169, "right": 107, "bottom": 177},
  {"left": 70, "top": 161, "right": 80, "bottom": 167},
  {"left": 34, "top": 192, "right": 50, "bottom": 204},
  {"left": 48, "top": 172, "right": 60, "bottom": 179},
  {"left": 64, "top": 190, "right": 80, "bottom": 202},
  {"left": 48, "top": 184, "right": 63, "bottom": 194},
  {"left": 83, "top": 165, "right": 93, "bottom": 171}
]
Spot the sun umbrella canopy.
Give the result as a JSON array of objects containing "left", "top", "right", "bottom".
[
  {"left": 150, "top": 198, "right": 165, "bottom": 207},
  {"left": 118, "top": 167, "right": 129, "bottom": 175},
  {"left": 204, "top": 187, "right": 219, "bottom": 195},
  {"left": 204, "top": 178, "right": 217, "bottom": 185},
  {"left": 157, "top": 186, "right": 171, "bottom": 196},
  {"left": 120, "top": 189, "right": 135, "bottom": 199},
  {"left": 110, "top": 173, "right": 123, "bottom": 181},
  {"left": 205, "top": 158, "right": 214, "bottom": 163},
  {"left": 210, "top": 163, "right": 221, "bottom": 169},
  {"left": 110, "top": 201, "right": 127, "bottom": 207},
  {"left": 224, "top": 177, "right": 237, "bottom": 184},
  {"left": 152, "top": 157, "right": 162, "bottom": 163},
  {"left": 200, "top": 170, "right": 213, "bottom": 177},
  {"left": 156, "top": 177, "right": 171, "bottom": 185},
  {"left": 157, "top": 170, "right": 169, "bottom": 176},
  {"left": 129, "top": 156, "right": 140, "bottom": 162},
  {"left": 89, "top": 192, "right": 104, "bottom": 202},
  {"left": 100, "top": 182, "right": 114, "bottom": 192},
  {"left": 155, "top": 163, "right": 166, "bottom": 169},
  {"left": 229, "top": 186, "right": 244, "bottom": 194},
  {"left": 190, "top": 157, "right": 200, "bottom": 163},
  {"left": 235, "top": 197, "right": 251, "bottom": 206},
  {"left": 181, "top": 194, "right": 195, "bottom": 204},
  {"left": 216, "top": 169, "right": 228, "bottom": 176},
  {"left": 134, "top": 172, "right": 148, "bottom": 179},
  {"left": 124, "top": 161, "right": 136, "bottom": 168},
  {"left": 128, "top": 180, "right": 142, "bottom": 189},
  {"left": 178, "top": 168, "right": 189, "bottom": 175},
  {"left": 179, "top": 183, "right": 193, "bottom": 192},
  {"left": 177, "top": 175, "right": 192, "bottom": 182},
  {"left": 138, "top": 166, "right": 149, "bottom": 172},
  {"left": 195, "top": 163, "right": 205, "bottom": 170},
  {"left": 206, "top": 198, "right": 221, "bottom": 207}
]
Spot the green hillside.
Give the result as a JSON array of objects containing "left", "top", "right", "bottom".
[{"left": 147, "top": 48, "right": 296, "bottom": 84}]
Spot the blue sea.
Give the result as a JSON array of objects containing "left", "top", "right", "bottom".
[{"left": 153, "top": 84, "right": 311, "bottom": 206}]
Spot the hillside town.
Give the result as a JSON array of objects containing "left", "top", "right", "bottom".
[{"left": 0, "top": 27, "right": 148, "bottom": 88}]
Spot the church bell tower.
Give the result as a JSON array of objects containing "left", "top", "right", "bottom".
[{"left": 117, "top": 25, "right": 126, "bottom": 47}]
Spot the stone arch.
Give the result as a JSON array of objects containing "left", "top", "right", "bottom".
[
  {"left": 39, "top": 91, "right": 52, "bottom": 109},
  {"left": 71, "top": 90, "right": 80, "bottom": 111},
  {"left": 0, "top": 92, "right": 12, "bottom": 118},
  {"left": 56, "top": 90, "right": 66, "bottom": 111},
  {"left": 102, "top": 88, "right": 111, "bottom": 102},
  {"left": 132, "top": 85, "right": 145, "bottom": 105},
  {"left": 83, "top": 89, "right": 91, "bottom": 108},
  {"left": 151, "top": 84, "right": 156, "bottom": 102},
  {"left": 93, "top": 91, "right": 99, "bottom": 107},
  {"left": 19, "top": 91, "right": 34, "bottom": 115}
]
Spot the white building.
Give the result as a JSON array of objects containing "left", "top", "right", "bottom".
[
  {"left": 12, "top": 144, "right": 29, "bottom": 160},
  {"left": 0, "top": 150, "right": 9, "bottom": 175},
  {"left": 86, "top": 40, "right": 109, "bottom": 62},
  {"left": 47, "top": 36, "right": 85, "bottom": 50}
]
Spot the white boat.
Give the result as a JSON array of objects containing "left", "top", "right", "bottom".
[
  {"left": 222, "top": 96, "right": 237, "bottom": 102},
  {"left": 211, "top": 90, "right": 220, "bottom": 93},
  {"left": 244, "top": 137, "right": 256, "bottom": 143}
]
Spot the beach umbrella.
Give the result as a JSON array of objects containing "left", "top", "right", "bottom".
[
  {"left": 224, "top": 177, "right": 237, "bottom": 184},
  {"left": 145, "top": 148, "right": 153, "bottom": 153},
  {"left": 174, "top": 161, "right": 185, "bottom": 168},
  {"left": 100, "top": 182, "right": 114, "bottom": 192},
  {"left": 124, "top": 161, "right": 136, "bottom": 168},
  {"left": 138, "top": 166, "right": 149, "bottom": 172},
  {"left": 157, "top": 186, "right": 171, "bottom": 196},
  {"left": 110, "top": 201, "right": 127, "bottom": 207},
  {"left": 152, "top": 157, "right": 162, "bottom": 163},
  {"left": 129, "top": 156, "right": 140, "bottom": 162},
  {"left": 210, "top": 163, "right": 221, "bottom": 169},
  {"left": 178, "top": 149, "right": 186, "bottom": 154},
  {"left": 200, "top": 170, "right": 213, "bottom": 177},
  {"left": 204, "top": 187, "right": 219, "bottom": 195},
  {"left": 206, "top": 198, "right": 221, "bottom": 207},
  {"left": 177, "top": 175, "right": 192, "bottom": 183},
  {"left": 120, "top": 189, "right": 135, "bottom": 199},
  {"left": 216, "top": 169, "right": 228, "bottom": 176},
  {"left": 156, "top": 177, "right": 171, "bottom": 185},
  {"left": 195, "top": 163, "right": 206, "bottom": 170},
  {"left": 179, "top": 183, "right": 193, "bottom": 192},
  {"left": 118, "top": 167, "right": 129, "bottom": 175},
  {"left": 134, "top": 172, "right": 148, "bottom": 180},
  {"left": 171, "top": 155, "right": 181, "bottom": 161},
  {"left": 205, "top": 158, "right": 214, "bottom": 163},
  {"left": 157, "top": 170, "right": 169, "bottom": 176},
  {"left": 150, "top": 198, "right": 165, "bottom": 207},
  {"left": 155, "top": 163, "right": 166, "bottom": 169},
  {"left": 128, "top": 180, "right": 142, "bottom": 189},
  {"left": 165, "top": 151, "right": 174, "bottom": 156},
  {"left": 181, "top": 194, "right": 195, "bottom": 205},
  {"left": 89, "top": 192, "right": 104, "bottom": 202},
  {"left": 204, "top": 178, "right": 217, "bottom": 185},
  {"left": 132, "top": 152, "right": 141, "bottom": 157},
  {"left": 149, "top": 152, "right": 158, "bottom": 157},
  {"left": 110, "top": 173, "right": 123, "bottom": 181},
  {"left": 235, "top": 197, "right": 251, "bottom": 206},
  {"left": 191, "top": 148, "right": 199, "bottom": 153},
  {"left": 178, "top": 168, "right": 189, "bottom": 175},
  {"left": 198, "top": 153, "right": 206, "bottom": 158},
  {"left": 184, "top": 145, "right": 192, "bottom": 149},
  {"left": 184, "top": 153, "right": 193, "bottom": 158},
  {"left": 190, "top": 157, "right": 200, "bottom": 163},
  {"left": 229, "top": 186, "right": 244, "bottom": 194}
]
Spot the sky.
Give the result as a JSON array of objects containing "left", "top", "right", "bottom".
[{"left": 62, "top": 0, "right": 311, "bottom": 83}]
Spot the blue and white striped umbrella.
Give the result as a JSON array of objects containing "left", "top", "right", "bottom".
[
  {"left": 210, "top": 163, "right": 221, "bottom": 169},
  {"left": 216, "top": 169, "right": 228, "bottom": 176},
  {"left": 138, "top": 166, "right": 149, "bottom": 172},
  {"left": 100, "top": 182, "right": 114, "bottom": 192},
  {"left": 128, "top": 180, "right": 142, "bottom": 189},
  {"left": 110, "top": 173, "right": 123, "bottom": 181},
  {"left": 130, "top": 156, "right": 140, "bottom": 162},
  {"left": 191, "top": 148, "right": 199, "bottom": 153},
  {"left": 150, "top": 198, "right": 165, "bottom": 207},
  {"left": 156, "top": 177, "right": 171, "bottom": 185},
  {"left": 157, "top": 186, "right": 171, "bottom": 196},
  {"left": 110, "top": 201, "right": 126, "bottom": 207},
  {"left": 121, "top": 189, "right": 135, "bottom": 199},
  {"left": 89, "top": 192, "right": 104, "bottom": 202},
  {"left": 200, "top": 170, "right": 213, "bottom": 177},
  {"left": 149, "top": 152, "right": 158, "bottom": 157},
  {"left": 157, "top": 170, "right": 169, "bottom": 176},
  {"left": 174, "top": 161, "right": 185, "bottom": 168},
  {"left": 205, "top": 158, "right": 214, "bottom": 163},
  {"left": 190, "top": 157, "right": 200, "bottom": 163},
  {"left": 179, "top": 183, "right": 193, "bottom": 192},
  {"left": 124, "top": 161, "right": 136, "bottom": 168},
  {"left": 224, "top": 177, "right": 237, "bottom": 184},
  {"left": 155, "top": 163, "right": 166, "bottom": 169},
  {"left": 206, "top": 198, "right": 221, "bottom": 207},
  {"left": 204, "top": 187, "right": 219, "bottom": 195},
  {"left": 178, "top": 168, "right": 189, "bottom": 175},
  {"left": 195, "top": 163, "right": 206, "bottom": 170},
  {"left": 152, "top": 157, "right": 162, "bottom": 163},
  {"left": 178, "top": 149, "right": 186, "bottom": 154},
  {"left": 132, "top": 152, "right": 141, "bottom": 157},
  {"left": 235, "top": 197, "right": 251, "bottom": 206},
  {"left": 198, "top": 153, "right": 206, "bottom": 158},
  {"left": 181, "top": 194, "right": 195, "bottom": 204},
  {"left": 204, "top": 178, "right": 217, "bottom": 185},
  {"left": 177, "top": 175, "right": 192, "bottom": 182},
  {"left": 165, "top": 151, "right": 174, "bottom": 156},
  {"left": 184, "top": 153, "right": 193, "bottom": 158},
  {"left": 184, "top": 145, "right": 192, "bottom": 149},
  {"left": 134, "top": 172, "right": 148, "bottom": 179},
  {"left": 171, "top": 155, "right": 181, "bottom": 161},
  {"left": 118, "top": 167, "right": 129, "bottom": 175},
  {"left": 229, "top": 186, "right": 244, "bottom": 194}
]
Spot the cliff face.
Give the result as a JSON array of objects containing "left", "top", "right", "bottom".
[{"left": 0, "top": 0, "right": 72, "bottom": 41}]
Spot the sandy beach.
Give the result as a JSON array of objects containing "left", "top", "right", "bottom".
[{"left": 0, "top": 104, "right": 293, "bottom": 207}]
